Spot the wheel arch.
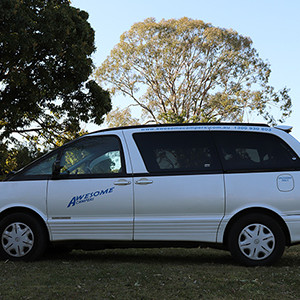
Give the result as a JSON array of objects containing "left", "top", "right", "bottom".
[
  {"left": 0, "top": 207, "right": 50, "bottom": 242},
  {"left": 223, "top": 207, "right": 291, "bottom": 248}
]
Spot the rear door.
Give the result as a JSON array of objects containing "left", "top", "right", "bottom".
[
  {"left": 212, "top": 130, "right": 300, "bottom": 223},
  {"left": 125, "top": 128, "right": 225, "bottom": 243}
]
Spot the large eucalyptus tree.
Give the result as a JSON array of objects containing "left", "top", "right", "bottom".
[{"left": 97, "top": 17, "right": 291, "bottom": 125}]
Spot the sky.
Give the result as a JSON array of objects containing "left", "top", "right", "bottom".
[{"left": 72, "top": 0, "right": 300, "bottom": 140}]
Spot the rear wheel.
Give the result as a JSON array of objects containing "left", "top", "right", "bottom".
[
  {"left": 0, "top": 213, "right": 47, "bottom": 261},
  {"left": 228, "top": 213, "right": 286, "bottom": 266}
]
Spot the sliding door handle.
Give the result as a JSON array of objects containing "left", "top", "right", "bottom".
[
  {"left": 135, "top": 178, "right": 153, "bottom": 185},
  {"left": 114, "top": 179, "right": 131, "bottom": 186}
]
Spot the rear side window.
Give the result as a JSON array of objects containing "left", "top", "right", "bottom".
[
  {"left": 213, "top": 131, "right": 300, "bottom": 172},
  {"left": 133, "top": 131, "right": 221, "bottom": 174}
]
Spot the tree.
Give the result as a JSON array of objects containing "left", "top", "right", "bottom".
[
  {"left": 106, "top": 107, "right": 140, "bottom": 128},
  {"left": 0, "top": 141, "right": 43, "bottom": 177},
  {"left": 96, "top": 18, "right": 291, "bottom": 125},
  {"left": 0, "top": 0, "right": 112, "bottom": 142}
]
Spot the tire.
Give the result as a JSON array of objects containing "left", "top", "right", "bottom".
[
  {"left": 0, "top": 213, "right": 47, "bottom": 261},
  {"left": 228, "top": 213, "right": 286, "bottom": 266}
]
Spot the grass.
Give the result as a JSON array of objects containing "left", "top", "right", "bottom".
[{"left": 1, "top": 246, "right": 300, "bottom": 300}]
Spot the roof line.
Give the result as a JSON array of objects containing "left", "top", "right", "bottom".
[{"left": 90, "top": 122, "right": 270, "bottom": 134}]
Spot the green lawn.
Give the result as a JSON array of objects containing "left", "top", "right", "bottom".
[{"left": 1, "top": 246, "right": 300, "bottom": 299}]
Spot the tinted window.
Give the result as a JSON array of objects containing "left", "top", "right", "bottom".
[
  {"left": 59, "top": 136, "right": 123, "bottom": 177},
  {"left": 20, "top": 135, "right": 124, "bottom": 179},
  {"left": 214, "top": 131, "right": 300, "bottom": 172},
  {"left": 23, "top": 153, "right": 58, "bottom": 176},
  {"left": 133, "top": 131, "right": 221, "bottom": 173}
]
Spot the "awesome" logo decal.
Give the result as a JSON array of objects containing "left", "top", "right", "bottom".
[{"left": 67, "top": 187, "right": 115, "bottom": 208}]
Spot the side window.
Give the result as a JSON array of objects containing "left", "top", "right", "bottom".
[
  {"left": 214, "top": 131, "right": 300, "bottom": 172},
  {"left": 59, "top": 135, "right": 124, "bottom": 177},
  {"left": 22, "top": 152, "right": 58, "bottom": 176},
  {"left": 133, "top": 131, "right": 221, "bottom": 173},
  {"left": 18, "top": 135, "right": 124, "bottom": 179}
]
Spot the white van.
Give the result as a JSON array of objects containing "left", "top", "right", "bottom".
[{"left": 1, "top": 123, "right": 300, "bottom": 266}]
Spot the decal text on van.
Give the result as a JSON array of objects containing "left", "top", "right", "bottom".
[{"left": 67, "top": 187, "right": 115, "bottom": 208}]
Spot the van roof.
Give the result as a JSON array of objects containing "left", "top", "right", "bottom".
[{"left": 92, "top": 122, "right": 270, "bottom": 134}]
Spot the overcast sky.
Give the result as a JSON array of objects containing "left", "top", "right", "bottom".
[{"left": 72, "top": 0, "right": 300, "bottom": 139}]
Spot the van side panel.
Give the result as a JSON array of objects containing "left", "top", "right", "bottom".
[
  {"left": 133, "top": 174, "right": 224, "bottom": 242},
  {"left": 123, "top": 128, "right": 225, "bottom": 243},
  {"left": 217, "top": 172, "right": 300, "bottom": 243}
]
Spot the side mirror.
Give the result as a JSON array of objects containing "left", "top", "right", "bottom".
[{"left": 52, "top": 160, "right": 62, "bottom": 178}]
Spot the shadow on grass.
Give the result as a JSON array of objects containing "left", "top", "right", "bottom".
[
  {"left": 279, "top": 246, "right": 300, "bottom": 266},
  {"left": 42, "top": 245, "right": 300, "bottom": 267},
  {"left": 43, "top": 247, "right": 234, "bottom": 266}
]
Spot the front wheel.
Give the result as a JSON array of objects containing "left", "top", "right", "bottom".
[
  {"left": 228, "top": 213, "right": 286, "bottom": 266},
  {"left": 0, "top": 213, "right": 47, "bottom": 261}
]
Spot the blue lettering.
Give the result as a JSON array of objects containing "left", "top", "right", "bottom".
[
  {"left": 84, "top": 193, "right": 91, "bottom": 199},
  {"left": 100, "top": 189, "right": 109, "bottom": 195},
  {"left": 76, "top": 195, "right": 84, "bottom": 201},
  {"left": 67, "top": 197, "right": 76, "bottom": 208},
  {"left": 67, "top": 186, "right": 115, "bottom": 208}
]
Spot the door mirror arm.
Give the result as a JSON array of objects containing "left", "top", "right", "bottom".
[{"left": 52, "top": 160, "right": 62, "bottom": 178}]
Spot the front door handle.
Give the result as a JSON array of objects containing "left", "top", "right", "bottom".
[
  {"left": 135, "top": 178, "right": 153, "bottom": 185},
  {"left": 114, "top": 179, "right": 131, "bottom": 186}
]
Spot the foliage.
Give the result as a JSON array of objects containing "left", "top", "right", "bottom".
[
  {"left": 106, "top": 106, "right": 140, "bottom": 128},
  {"left": 96, "top": 18, "right": 291, "bottom": 125},
  {"left": 0, "top": 0, "right": 112, "bottom": 141},
  {"left": 0, "top": 141, "right": 44, "bottom": 176},
  {"left": 0, "top": 126, "right": 90, "bottom": 177}
]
